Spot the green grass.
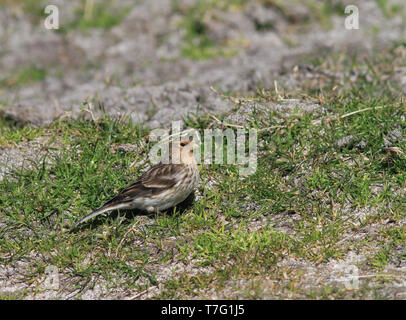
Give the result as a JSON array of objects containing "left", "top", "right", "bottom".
[
  {"left": 180, "top": 37, "right": 238, "bottom": 61},
  {"left": 375, "top": 0, "right": 405, "bottom": 18},
  {"left": 67, "top": 2, "right": 132, "bottom": 32},
  {"left": 1, "top": 40, "right": 406, "bottom": 299},
  {"left": 173, "top": 0, "right": 255, "bottom": 60},
  {"left": 1, "top": 72, "right": 405, "bottom": 298},
  {"left": 173, "top": 0, "right": 353, "bottom": 60},
  {"left": 175, "top": 3, "right": 240, "bottom": 60},
  {"left": 0, "top": 0, "right": 44, "bottom": 18},
  {"left": 0, "top": 0, "right": 132, "bottom": 32},
  {"left": 0, "top": 115, "right": 44, "bottom": 146},
  {"left": 0, "top": 65, "right": 46, "bottom": 88}
]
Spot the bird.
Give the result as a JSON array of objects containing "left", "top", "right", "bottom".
[{"left": 71, "top": 139, "right": 200, "bottom": 229}]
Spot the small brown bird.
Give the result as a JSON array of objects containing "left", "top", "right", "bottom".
[{"left": 72, "top": 140, "right": 199, "bottom": 228}]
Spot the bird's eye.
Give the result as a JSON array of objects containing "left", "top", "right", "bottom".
[{"left": 180, "top": 142, "right": 186, "bottom": 147}]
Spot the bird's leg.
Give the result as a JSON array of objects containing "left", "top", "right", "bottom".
[
  {"left": 146, "top": 206, "right": 155, "bottom": 213},
  {"left": 145, "top": 206, "right": 161, "bottom": 217}
]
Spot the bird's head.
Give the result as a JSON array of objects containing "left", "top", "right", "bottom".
[{"left": 172, "top": 139, "right": 198, "bottom": 166}]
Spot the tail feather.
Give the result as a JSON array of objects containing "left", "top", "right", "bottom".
[{"left": 71, "top": 202, "right": 132, "bottom": 229}]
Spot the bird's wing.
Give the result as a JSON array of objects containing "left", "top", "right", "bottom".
[
  {"left": 101, "top": 163, "right": 183, "bottom": 207},
  {"left": 140, "top": 163, "right": 184, "bottom": 188},
  {"left": 71, "top": 164, "right": 185, "bottom": 229}
]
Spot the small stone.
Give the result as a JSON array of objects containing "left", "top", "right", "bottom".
[
  {"left": 384, "top": 129, "right": 403, "bottom": 148},
  {"left": 336, "top": 135, "right": 358, "bottom": 148}
]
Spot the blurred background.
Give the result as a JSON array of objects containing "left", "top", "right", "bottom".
[{"left": 0, "top": 0, "right": 405, "bottom": 128}]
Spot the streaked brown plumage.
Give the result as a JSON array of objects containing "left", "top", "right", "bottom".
[{"left": 71, "top": 140, "right": 199, "bottom": 228}]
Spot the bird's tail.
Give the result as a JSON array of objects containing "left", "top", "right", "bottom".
[{"left": 71, "top": 202, "right": 130, "bottom": 230}]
